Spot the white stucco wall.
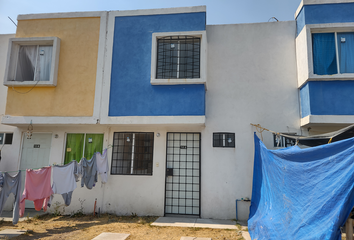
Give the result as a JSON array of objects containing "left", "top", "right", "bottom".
[
  {"left": 202, "top": 21, "right": 300, "bottom": 220},
  {"left": 296, "top": 27, "right": 310, "bottom": 88},
  {"left": 0, "top": 34, "right": 22, "bottom": 211},
  {"left": 28, "top": 125, "right": 204, "bottom": 217},
  {"left": 0, "top": 34, "right": 20, "bottom": 172}
]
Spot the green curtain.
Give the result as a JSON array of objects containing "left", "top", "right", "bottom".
[
  {"left": 84, "top": 134, "right": 104, "bottom": 160},
  {"left": 64, "top": 134, "right": 84, "bottom": 164}
]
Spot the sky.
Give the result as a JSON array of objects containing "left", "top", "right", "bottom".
[{"left": 0, "top": 0, "right": 301, "bottom": 34}]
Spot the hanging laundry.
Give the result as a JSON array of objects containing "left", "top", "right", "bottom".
[
  {"left": 79, "top": 154, "right": 97, "bottom": 189},
  {"left": 96, "top": 149, "right": 109, "bottom": 184},
  {"left": 0, "top": 171, "right": 21, "bottom": 224},
  {"left": 20, "top": 166, "right": 53, "bottom": 217},
  {"left": 49, "top": 161, "right": 80, "bottom": 207}
]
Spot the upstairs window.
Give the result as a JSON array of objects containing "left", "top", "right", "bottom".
[
  {"left": 3, "top": 37, "right": 60, "bottom": 87},
  {"left": 15, "top": 45, "right": 53, "bottom": 81},
  {"left": 150, "top": 31, "right": 206, "bottom": 86},
  {"left": 156, "top": 36, "right": 200, "bottom": 79},
  {"left": 313, "top": 32, "right": 354, "bottom": 75}
]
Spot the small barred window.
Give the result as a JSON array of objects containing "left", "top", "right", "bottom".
[{"left": 156, "top": 36, "right": 200, "bottom": 79}]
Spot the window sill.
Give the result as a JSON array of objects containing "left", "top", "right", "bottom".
[
  {"left": 299, "top": 73, "right": 354, "bottom": 88},
  {"left": 151, "top": 78, "right": 206, "bottom": 86},
  {"left": 4, "top": 80, "right": 56, "bottom": 87},
  {"left": 310, "top": 73, "right": 354, "bottom": 80}
]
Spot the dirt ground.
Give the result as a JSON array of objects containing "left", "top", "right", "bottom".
[{"left": 0, "top": 214, "right": 246, "bottom": 240}]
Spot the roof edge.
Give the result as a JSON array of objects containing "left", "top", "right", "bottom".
[{"left": 295, "top": 0, "right": 354, "bottom": 19}]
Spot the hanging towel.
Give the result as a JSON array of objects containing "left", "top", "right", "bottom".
[
  {"left": 49, "top": 161, "right": 80, "bottom": 207},
  {"left": 20, "top": 166, "right": 53, "bottom": 217},
  {"left": 96, "top": 149, "right": 109, "bottom": 184},
  {"left": 79, "top": 155, "right": 97, "bottom": 189},
  {"left": 0, "top": 171, "right": 21, "bottom": 224}
]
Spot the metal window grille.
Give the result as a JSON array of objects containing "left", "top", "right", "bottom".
[
  {"left": 165, "top": 133, "right": 201, "bottom": 216},
  {"left": 273, "top": 133, "right": 297, "bottom": 147},
  {"left": 111, "top": 132, "right": 154, "bottom": 175},
  {"left": 213, "top": 133, "right": 235, "bottom": 148},
  {"left": 156, "top": 36, "right": 200, "bottom": 79}
]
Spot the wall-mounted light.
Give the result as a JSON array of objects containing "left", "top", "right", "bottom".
[
  {"left": 156, "top": 133, "right": 160, "bottom": 137},
  {"left": 54, "top": 134, "right": 59, "bottom": 138},
  {"left": 26, "top": 120, "right": 33, "bottom": 139}
]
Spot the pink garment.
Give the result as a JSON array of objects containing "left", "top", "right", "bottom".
[{"left": 19, "top": 166, "right": 53, "bottom": 217}]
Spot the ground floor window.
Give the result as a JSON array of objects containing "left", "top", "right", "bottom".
[
  {"left": 111, "top": 132, "right": 154, "bottom": 175},
  {"left": 64, "top": 133, "right": 104, "bottom": 164},
  {"left": 0, "top": 133, "right": 13, "bottom": 145}
]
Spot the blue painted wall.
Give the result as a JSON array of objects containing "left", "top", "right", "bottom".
[
  {"left": 300, "top": 81, "right": 354, "bottom": 117},
  {"left": 296, "top": 3, "right": 354, "bottom": 36},
  {"left": 109, "top": 12, "right": 206, "bottom": 116}
]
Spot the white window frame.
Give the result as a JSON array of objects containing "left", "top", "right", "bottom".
[
  {"left": 0, "top": 132, "right": 13, "bottom": 145},
  {"left": 305, "top": 23, "right": 354, "bottom": 81},
  {"left": 150, "top": 31, "right": 207, "bottom": 88},
  {"left": 3, "top": 37, "right": 60, "bottom": 87}
]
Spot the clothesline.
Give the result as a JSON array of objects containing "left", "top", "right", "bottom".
[
  {"left": 0, "top": 145, "right": 112, "bottom": 174},
  {"left": 0, "top": 149, "right": 109, "bottom": 225},
  {"left": 0, "top": 164, "right": 65, "bottom": 174}
]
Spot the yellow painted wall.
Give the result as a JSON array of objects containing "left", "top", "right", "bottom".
[{"left": 6, "top": 17, "right": 100, "bottom": 117}]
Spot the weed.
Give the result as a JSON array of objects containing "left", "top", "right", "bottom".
[
  {"left": 131, "top": 212, "right": 137, "bottom": 218},
  {"left": 71, "top": 198, "right": 85, "bottom": 218},
  {"left": 52, "top": 201, "right": 65, "bottom": 217},
  {"left": 189, "top": 227, "right": 201, "bottom": 231},
  {"left": 25, "top": 213, "right": 32, "bottom": 223},
  {"left": 138, "top": 218, "right": 147, "bottom": 225},
  {"left": 24, "top": 230, "right": 34, "bottom": 235}
]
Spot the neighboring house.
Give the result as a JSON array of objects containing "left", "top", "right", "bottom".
[
  {"left": 1, "top": 0, "right": 351, "bottom": 221},
  {"left": 0, "top": 34, "right": 19, "bottom": 211},
  {"left": 296, "top": 0, "right": 354, "bottom": 134}
]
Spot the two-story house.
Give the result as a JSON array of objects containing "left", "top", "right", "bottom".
[
  {"left": 4, "top": 1, "right": 350, "bottom": 221},
  {"left": 296, "top": 0, "right": 354, "bottom": 134}
]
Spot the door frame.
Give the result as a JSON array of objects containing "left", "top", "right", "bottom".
[
  {"left": 163, "top": 132, "right": 201, "bottom": 217},
  {"left": 17, "top": 131, "right": 53, "bottom": 171}
]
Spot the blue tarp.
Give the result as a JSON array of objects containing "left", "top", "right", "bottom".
[{"left": 249, "top": 133, "right": 354, "bottom": 240}]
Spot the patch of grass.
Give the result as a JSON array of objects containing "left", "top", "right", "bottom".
[
  {"left": 188, "top": 227, "right": 201, "bottom": 231},
  {"left": 25, "top": 213, "right": 32, "bottom": 223},
  {"left": 24, "top": 229, "right": 34, "bottom": 235},
  {"left": 236, "top": 224, "right": 242, "bottom": 230}
]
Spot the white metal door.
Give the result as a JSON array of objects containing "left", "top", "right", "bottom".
[
  {"left": 20, "top": 133, "right": 52, "bottom": 208},
  {"left": 165, "top": 133, "right": 201, "bottom": 216}
]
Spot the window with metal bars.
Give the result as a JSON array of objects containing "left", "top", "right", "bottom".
[
  {"left": 213, "top": 133, "right": 235, "bottom": 148},
  {"left": 156, "top": 36, "right": 200, "bottom": 79},
  {"left": 273, "top": 133, "right": 297, "bottom": 148},
  {"left": 111, "top": 132, "right": 154, "bottom": 175}
]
